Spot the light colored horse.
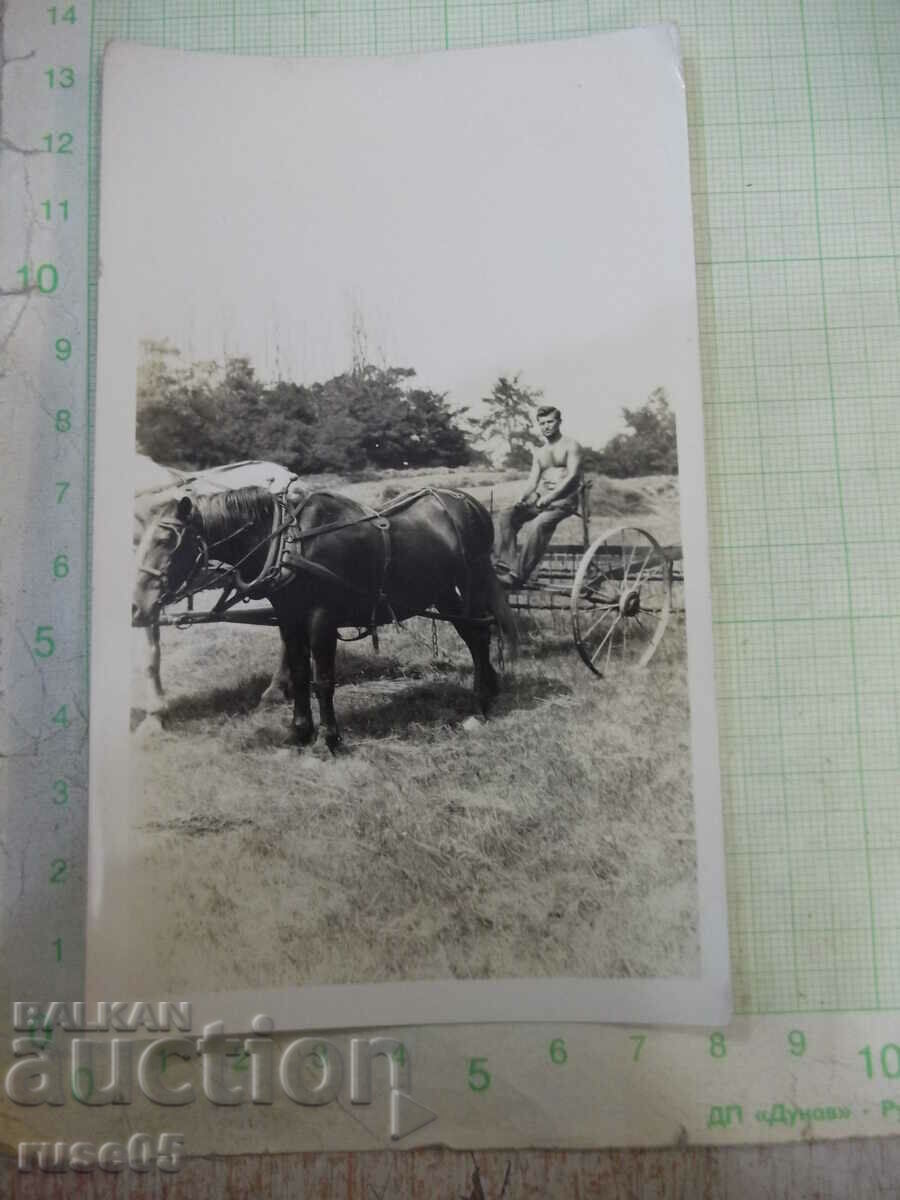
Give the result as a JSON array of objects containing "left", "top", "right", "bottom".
[
  {"left": 134, "top": 457, "right": 296, "bottom": 728},
  {"left": 134, "top": 457, "right": 297, "bottom": 542}
]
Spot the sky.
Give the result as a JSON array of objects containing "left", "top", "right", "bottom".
[{"left": 100, "top": 28, "right": 699, "bottom": 451}]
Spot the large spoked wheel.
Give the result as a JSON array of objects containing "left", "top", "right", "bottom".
[{"left": 571, "top": 526, "right": 672, "bottom": 676}]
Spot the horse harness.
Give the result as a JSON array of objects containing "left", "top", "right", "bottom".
[{"left": 169, "top": 485, "right": 489, "bottom": 634}]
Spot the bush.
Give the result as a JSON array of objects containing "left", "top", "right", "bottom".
[{"left": 587, "top": 388, "right": 677, "bottom": 478}]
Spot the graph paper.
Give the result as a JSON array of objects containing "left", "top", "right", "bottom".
[{"left": 81, "top": 0, "right": 900, "bottom": 1018}]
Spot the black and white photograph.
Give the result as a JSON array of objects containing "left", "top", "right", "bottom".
[{"left": 89, "top": 28, "right": 728, "bottom": 1026}]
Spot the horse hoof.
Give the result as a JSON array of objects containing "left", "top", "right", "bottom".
[
  {"left": 324, "top": 733, "right": 343, "bottom": 755},
  {"left": 259, "top": 687, "right": 283, "bottom": 707}
]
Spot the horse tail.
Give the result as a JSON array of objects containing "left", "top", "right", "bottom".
[{"left": 483, "top": 564, "right": 518, "bottom": 662}]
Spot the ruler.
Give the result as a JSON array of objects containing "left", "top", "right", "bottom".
[{"left": 3, "top": 0, "right": 91, "bottom": 1003}]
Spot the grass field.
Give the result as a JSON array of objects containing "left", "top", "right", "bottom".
[{"left": 120, "top": 470, "right": 698, "bottom": 992}]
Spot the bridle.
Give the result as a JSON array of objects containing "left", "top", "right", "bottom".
[
  {"left": 136, "top": 518, "right": 209, "bottom": 608},
  {"left": 136, "top": 509, "right": 280, "bottom": 610}
]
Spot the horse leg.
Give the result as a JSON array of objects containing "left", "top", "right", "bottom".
[
  {"left": 309, "top": 609, "right": 341, "bottom": 753},
  {"left": 458, "top": 619, "right": 499, "bottom": 716},
  {"left": 282, "top": 622, "right": 315, "bottom": 747},
  {"left": 260, "top": 636, "right": 293, "bottom": 706},
  {"left": 437, "top": 592, "right": 499, "bottom": 716},
  {"left": 144, "top": 621, "right": 165, "bottom": 721}
]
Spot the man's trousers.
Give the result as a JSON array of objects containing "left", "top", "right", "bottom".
[{"left": 494, "top": 495, "right": 579, "bottom": 585}]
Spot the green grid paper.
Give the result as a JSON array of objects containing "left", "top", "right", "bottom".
[{"left": 87, "top": 0, "right": 900, "bottom": 1015}]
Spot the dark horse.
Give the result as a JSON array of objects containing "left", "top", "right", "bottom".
[{"left": 132, "top": 486, "right": 517, "bottom": 750}]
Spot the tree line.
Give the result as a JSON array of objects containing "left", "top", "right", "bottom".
[{"left": 136, "top": 341, "right": 677, "bottom": 477}]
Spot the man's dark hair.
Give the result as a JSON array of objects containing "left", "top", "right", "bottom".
[{"left": 536, "top": 405, "right": 561, "bottom": 420}]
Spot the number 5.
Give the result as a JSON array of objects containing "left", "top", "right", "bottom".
[
  {"left": 34, "top": 626, "right": 55, "bottom": 658},
  {"left": 157, "top": 1132, "right": 184, "bottom": 1173}
]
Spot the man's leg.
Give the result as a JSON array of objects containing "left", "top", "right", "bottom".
[
  {"left": 494, "top": 501, "right": 539, "bottom": 582},
  {"left": 517, "top": 501, "right": 578, "bottom": 583}
]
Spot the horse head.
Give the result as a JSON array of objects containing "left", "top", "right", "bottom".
[{"left": 132, "top": 495, "right": 206, "bottom": 625}]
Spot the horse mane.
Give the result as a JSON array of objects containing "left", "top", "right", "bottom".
[{"left": 192, "top": 486, "right": 275, "bottom": 543}]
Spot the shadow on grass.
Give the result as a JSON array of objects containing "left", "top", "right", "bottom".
[
  {"left": 341, "top": 673, "right": 572, "bottom": 741},
  {"left": 333, "top": 651, "right": 431, "bottom": 684},
  {"left": 230, "top": 667, "right": 573, "bottom": 751},
  {"left": 155, "top": 672, "right": 275, "bottom": 726},
  {"left": 340, "top": 680, "right": 480, "bottom": 740},
  {"left": 133, "top": 653, "right": 573, "bottom": 743},
  {"left": 150, "top": 658, "right": 451, "bottom": 731}
]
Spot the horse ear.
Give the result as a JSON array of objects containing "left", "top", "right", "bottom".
[{"left": 176, "top": 495, "right": 193, "bottom": 521}]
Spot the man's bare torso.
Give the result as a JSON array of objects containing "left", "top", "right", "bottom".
[{"left": 535, "top": 435, "right": 581, "bottom": 497}]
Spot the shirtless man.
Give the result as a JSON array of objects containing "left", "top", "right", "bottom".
[{"left": 494, "top": 405, "right": 583, "bottom": 587}]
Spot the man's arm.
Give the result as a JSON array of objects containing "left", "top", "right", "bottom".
[
  {"left": 535, "top": 441, "right": 582, "bottom": 508},
  {"left": 518, "top": 457, "right": 542, "bottom": 505}
]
